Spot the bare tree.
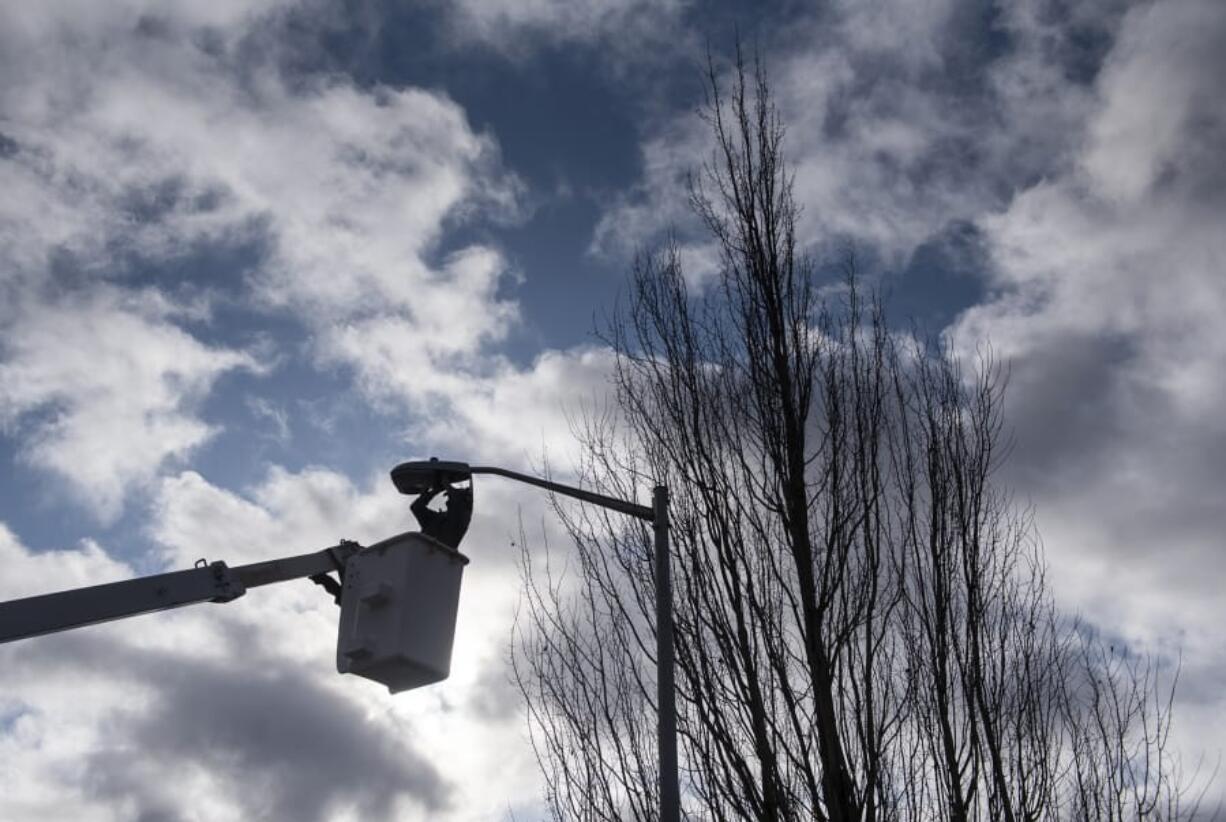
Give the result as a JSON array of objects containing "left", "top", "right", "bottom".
[{"left": 512, "top": 47, "right": 1210, "bottom": 822}]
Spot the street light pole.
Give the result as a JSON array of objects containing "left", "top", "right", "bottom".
[
  {"left": 653, "top": 484, "right": 679, "bottom": 822},
  {"left": 391, "top": 460, "right": 679, "bottom": 821}
]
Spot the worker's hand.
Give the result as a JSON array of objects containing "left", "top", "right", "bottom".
[{"left": 444, "top": 485, "right": 472, "bottom": 508}]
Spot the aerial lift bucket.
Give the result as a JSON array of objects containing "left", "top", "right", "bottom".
[{"left": 335, "top": 531, "right": 469, "bottom": 693}]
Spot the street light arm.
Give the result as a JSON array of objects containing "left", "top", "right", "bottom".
[{"left": 469, "top": 465, "right": 654, "bottom": 521}]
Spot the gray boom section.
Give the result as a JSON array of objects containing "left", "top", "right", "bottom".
[
  {"left": 0, "top": 543, "right": 358, "bottom": 645},
  {"left": 231, "top": 543, "right": 358, "bottom": 590},
  {"left": 0, "top": 562, "right": 245, "bottom": 644}
]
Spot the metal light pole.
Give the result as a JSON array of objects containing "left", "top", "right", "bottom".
[
  {"left": 391, "top": 460, "right": 679, "bottom": 822},
  {"left": 652, "top": 484, "right": 678, "bottom": 822}
]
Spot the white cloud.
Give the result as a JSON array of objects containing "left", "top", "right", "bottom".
[
  {"left": 0, "top": 522, "right": 132, "bottom": 600},
  {"left": 593, "top": 0, "right": 1125, "bottom": 271},
  {"left": 433, "top": 345, "right": 619, "bottom": 466},
  {"left": 246, "top": 396, "right": 292, "bottom": 443},
  {"left": 446, "top": 0, "right": 688, "bottom": 59},
  {"left": 0, "top": 1, "right": 530, "bottom": 518},
  {"left": 0, "top": 0, "right": 291, "bottom": 39},
  {"left": 0, "top": 1, "right": 641, "bottom": 515},
  {"left": 591, "top": 110, "right": 709, "bottom": 260},
  {"left": 0, "top": 23, "right": 522, "bottom": 325},
  {"left": 0, "top": 287, "right": 258, "bottom": 520}
]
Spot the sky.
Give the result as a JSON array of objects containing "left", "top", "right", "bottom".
[{"left": 0, "top": 0, "right": 1223, "bottom": 818}]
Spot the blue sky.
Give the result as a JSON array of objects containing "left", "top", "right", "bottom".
[{"left": 2, "top": 1, "right": 1224, "bottom": 818}]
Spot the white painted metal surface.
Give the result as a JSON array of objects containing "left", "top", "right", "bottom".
[{"left": 336, "top": 531, "right": 469, "bottom": 693}]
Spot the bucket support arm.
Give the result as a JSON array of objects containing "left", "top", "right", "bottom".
[{"left": 0, "top": 542, "right": 360, "bottom": 645}]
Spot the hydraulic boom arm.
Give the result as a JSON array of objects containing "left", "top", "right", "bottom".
[{"left": 0, "top": 542, "right": 360, "bottom": 645}]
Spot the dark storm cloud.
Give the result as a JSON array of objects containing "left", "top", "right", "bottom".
[
  {"left": 1004, "top": 327, "right": 1226, "bottom": 574},
  {"left": 11, "top": 632, "right": 452, "bottom": 820},
  {"left": 1000, "top": 331, "right": 1141, "bottom": 491},
  {"left": 995, "top": 322, "right": 1226, "bottom": 613}
]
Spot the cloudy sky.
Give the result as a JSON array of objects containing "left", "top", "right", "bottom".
[{"left": 1, "top": 0, "right": 1223, "bottom": 818}]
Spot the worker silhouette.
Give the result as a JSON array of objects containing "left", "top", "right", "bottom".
[{"left": 411, "top": 482, "right": 472, "bottom": 550}]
